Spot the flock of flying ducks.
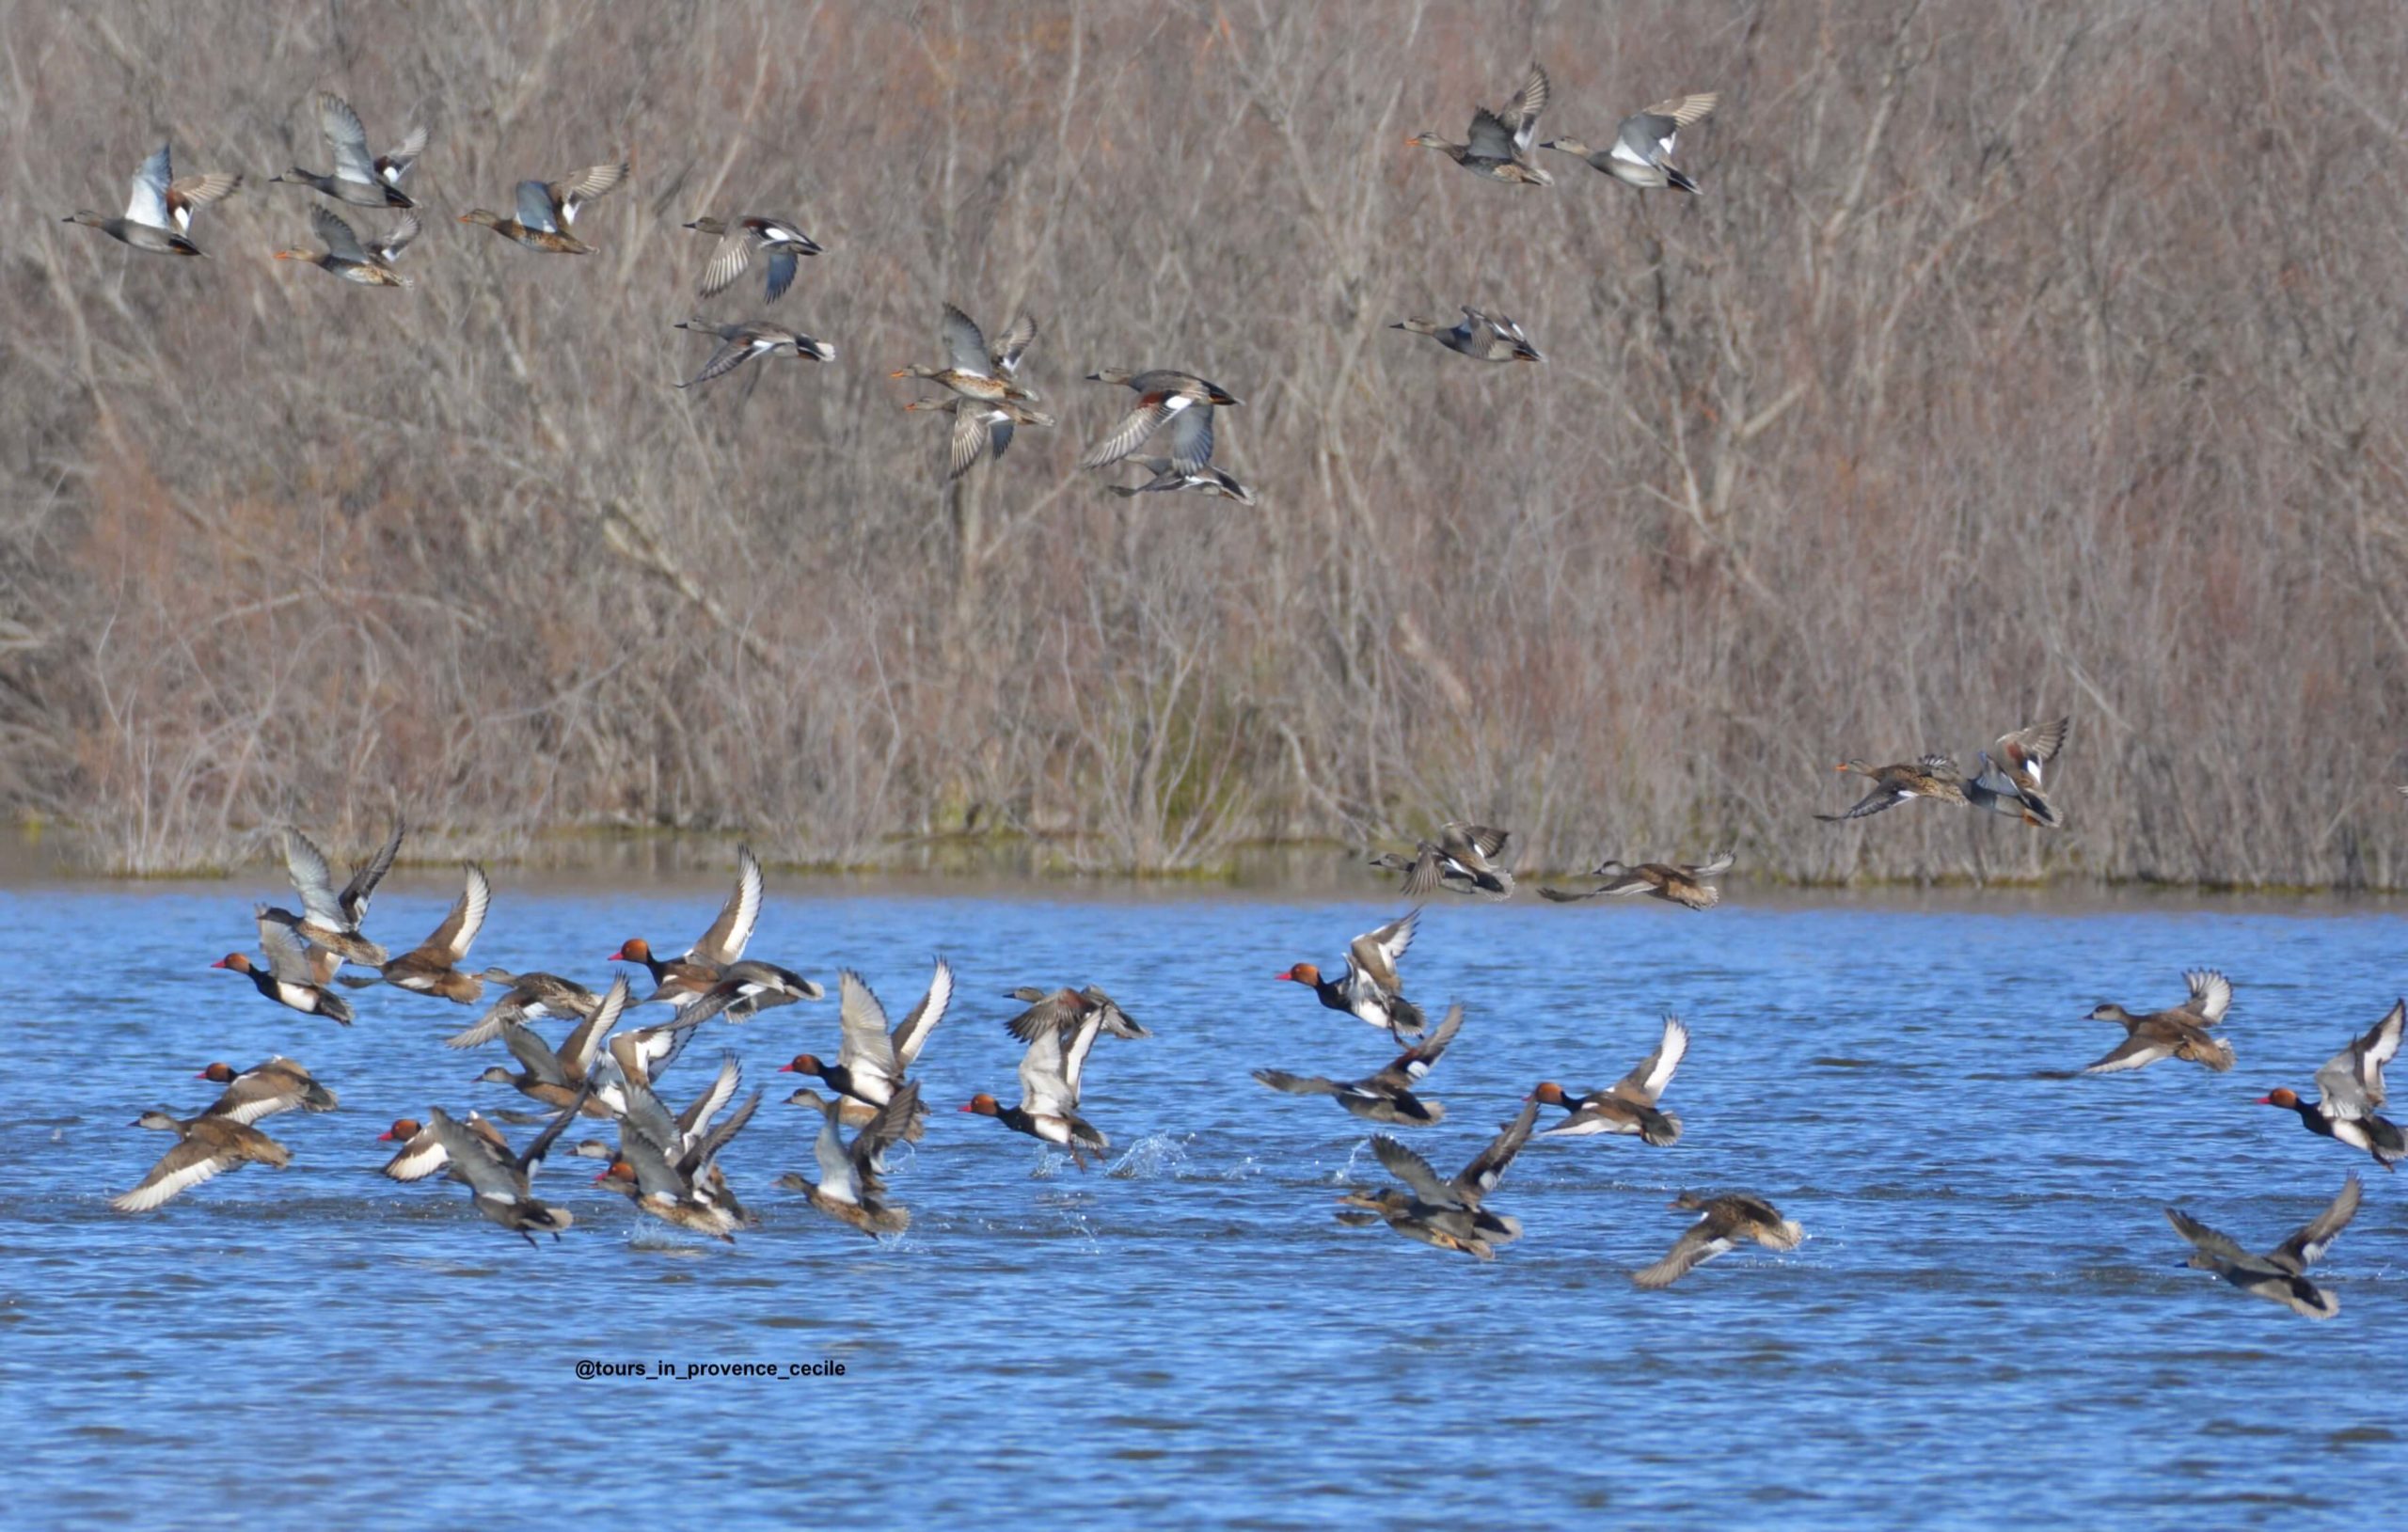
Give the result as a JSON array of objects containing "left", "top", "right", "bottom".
[
  {"left": 61, "top": 64, "right": 1728, "bottom": 495},
  {"left": 65, "top": 67, "right": 2400, "bottom": 1306},
  {"left": 112, "top": 734, "right": 2405, "bottom": 1308}
]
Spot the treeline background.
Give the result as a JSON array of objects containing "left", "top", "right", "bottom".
[{"left": 5, "top": 0, "right": 2406, "bottom": 887}]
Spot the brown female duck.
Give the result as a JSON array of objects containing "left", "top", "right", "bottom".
[
  {"left": 459, "top": 163, "right": 628, "bottom": 253},
  {"left": 891, "top": 304, "right": 1042, "bottom": 406},
  {"left": 2165, "top": 1175, "right": 2360, "bottom": 1319},
  {"left": 1633, "top": 1192, "right": 1806, "bottom": 1288},
  {"left": 261, "top": 822, "right": 404, "bottom": 967},
  {"left": 2083, "top": 971, "right": 2235, "bottom": 1073},
  {"left": 1542, "top": 852, "right": 1733, "bottom": 909},
  {"left": 341, "top": 863, "right": 492, "bottom": 1004},
  {"left": 276, "top": 205, "right": 419, "bottom": 287},
  {"left": 1816, "top": 754, "right": 1969, "bottom": 821},
  {"left": 112, "top": 1111, "right": 292, "bottom": 1212},
  {"left": 778, "top": 1082, "right": 921, "bottom": 1238},
  {"left": 1334, "top": 1101, "right": 1538, "bottom": 1257}
]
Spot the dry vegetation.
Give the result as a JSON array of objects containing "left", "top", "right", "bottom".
[{"left": 5, "top": 0, "right": 2407, "bottom": 886}]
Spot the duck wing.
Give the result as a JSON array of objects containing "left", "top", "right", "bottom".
[
  {"left": 2181, "top": 970, "right": 2233, "bottom": 1024},
  {"left": 309, "top": 205, "right": 371, "bottom": 263},
  {"left": 1464, "top": 107, "right": 1519, "bottom": 162},
  {"left": 556, "top": 975, "right": 630, "bottom": 1082},
  {"left": 941, "top": 304, "right": 993, "bottom": 377},
  {"left": 2317, "top": 1002, "right": 2402, "bottom": 1117},
  {"left": 834, "top": 971, "right": 902, "bottom": 1098},
  {"left": 2269, "top": 1175, "right": 2362, "bottom": 1273},
  {"left": 498, "top": 1018, "right": 572, "bottom": 1089},
  {"left": 339, "top": 821, "right": 406, "bottom": 924},
  {"left": 1164, "top": 401, "right": 1216, "bottom": 474},
  {"left": 125, "top": 143, "right": 173, "bottom": 228},
  {"left": 2082, "top": 1024, "right": 2179, "bottom": 1074},
  {"left": 513, "top": 179, "right": 562, "bottom": 234},
  {"left": 945, "top": 403, "right": 996, "bottom": 480},
  {"left": 419, "top": 864, "right": 491, "bottom": 964},
  {"left": 1366, "top": 1002, "right": 1462, "bottom": 1090},
  {"left": 256, "top": 919, "right": 323, "bottom": 987},
  {"left": 810, "top": 1091, "right": 860, "bottom": 1204},
  {"left": 1454, "top": 1098, "right": 1538, "bottom": 1202},
  {"left": 1609, "top": 1016, "right": 1688, "bottom": 1106},
  {"left": 1500, "top": 64, "right": 1550, "bottom": 154},
  {"left": 315, "top": 92, "right": 379, "bottom": 183},
  {"left": 1995, "top": 717, "right": 2070, "bottom": 783},
  {"left": 1370, "top": 1133, "right": 1463, "bottom": 1208},
  {"left": 1252, "top": 1069, "right": 1341, "bottom": 1097},
  {"left": 1081, "top": 395, "right": 1180, "bottom": 469},
  {"left": 688, "top": 845, "right": 764, "bottom": 967},
  {"left": 1348, "top": 909, "right": 1418, "bottom": 992},
  {"left": 549, "top": 163, "right": 628, "bottom": 229},
  {"left": 2164, "top": 1206, "right": 2254, "bottom": 1266},
  {"left": 281, "top": 829, "right": 348, "bottom": 927},
  {"left": 890, "top": 958, "right": 953, "bottom": 1069},
  {"left": 697, "top": 224, "right": 755, "bottom": 298},
  {"left": 1634, "top": 1218, "right": 1734, "bottom": 1289},
  {"left": 988, "top": 311, "right": 1038, "bottom": 377}
]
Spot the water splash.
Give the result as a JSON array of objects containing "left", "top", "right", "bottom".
[{"left": 1105, "top": 1132, "right": 1192, "bottom": 1179}]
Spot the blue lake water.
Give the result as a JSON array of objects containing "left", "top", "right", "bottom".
[{"left": 4, "top": 876, "right": 2403, "bottom": 1528}]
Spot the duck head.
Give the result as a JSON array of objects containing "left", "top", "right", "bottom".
[{"left": 1274, "top": 963, "right": 1323, "bottom": 986}]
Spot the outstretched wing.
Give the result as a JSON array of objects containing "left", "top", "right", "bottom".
[{"left": 1610, "top": 1017, "right": 1688, "bottom": 1106}]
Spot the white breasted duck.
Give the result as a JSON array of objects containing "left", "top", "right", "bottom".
[
  {"left": 1530, "top": 1016, "right": 1688, "bottom": 1145},
  {"left": 779, "top": 962, "right": 952, "bottom": 1135},
  {"left": 1541, "top": 92, "right": 1718, "bottom": 192},
  {"left": 778, "top": 1082, "right": 922, "bottom": 1239},
  {"left": 962, "top": 1003, "right": 1109, "bottom": 1168},
  {"left": 1370, "top": 822, "right": 1515, "bottom": 898},
  {"left": 379, "top": 1111, "right": 510, "bottom": 1182},
  {"left": 609, "top": 845, "right": 768, "bottom": 1007},
  {"left": 1276, "top": 908, "right": 1427, "bottom": 1041},
  {"left": 420, "top": 1094, "right": 587, "bottom": 1245},
  {"left": 214, "top": 917, "right": 356, "bottom": 1024},
  {"left": 2259, "top": 1001, "right": 2405, "bottom": 1168}
]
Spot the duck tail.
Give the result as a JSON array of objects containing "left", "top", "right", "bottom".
[{"left": 1664, "top": 165, "right": 1702, "bottom": 195}]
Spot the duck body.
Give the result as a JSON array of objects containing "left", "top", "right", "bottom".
[
  {"left": 1633, "top": 1192, "right": 1805, "bottom": 1287},
  {"left": 1531, "top": 1016, "right": 1689, "bottom": 1145},
  {"left": 2258, "top": 1001, "right": 2404, "bottom": 1168},
  {"left": 1389, "top": 308, "right": 1543, "bottom": 363},
  {"left": 1277, "top": 909, "right": 1426, "bottom": 1040},
  {"left": 1541, "top": 92, "right": 1719, "bottom": 192},
  {"left": 1541, "top": 853, "right": 1732, "bottom": 908},
  {"left": 684, "top": 213, "right": 820, "bottom": 302},
  {"left": 1817, "top": 755, "right": 1969, "bottom": 821},
  {"left": 112, "top": 1112, "right": 292, "bottom": 1212},
  {"left": 1408, "top": 64, "right": 1554, "bottom": 185},
  {"left": 2166, "top": 1175, "right": 2360, "bottom": 1318},
  {"left": 1256, "top": 1002, "right": 1465, "bottom": 1126}
]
